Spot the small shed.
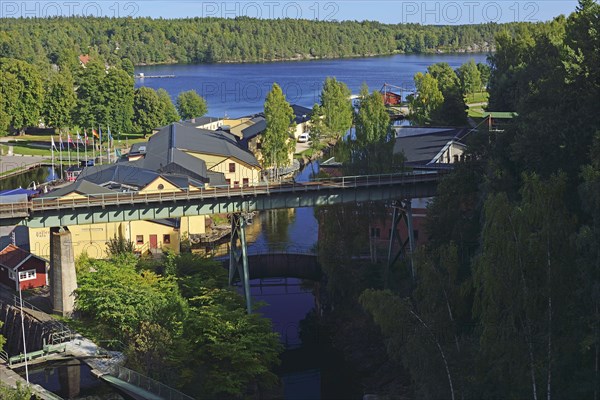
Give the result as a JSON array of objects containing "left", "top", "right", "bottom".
[{"left": 0, "top": 244, "right": 48, "bottom": 291}]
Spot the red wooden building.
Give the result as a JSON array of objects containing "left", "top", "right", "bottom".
[{"left": 0, "top": 244, "right": 48, "bottom": 291}]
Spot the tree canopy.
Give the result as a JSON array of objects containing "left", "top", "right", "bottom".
[
  {"left": 262, "top": 83, "right": 295, "bottom": 173},
  {"left": 176, "top": 90, "right": 207, "bottom": 120}
]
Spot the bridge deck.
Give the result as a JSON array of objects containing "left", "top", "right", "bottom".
[{"left": 0, "top": 171, "right": 446, "bottom": 228}]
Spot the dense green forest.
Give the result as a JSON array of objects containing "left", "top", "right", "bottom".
[
  {"left": 0, "top": 16, "right": 535, "bottom": 65},
  {"left": 316, "top": 1, "right": 600, "bottom": 398}
]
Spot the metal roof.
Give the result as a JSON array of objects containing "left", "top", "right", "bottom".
[
  {"left": 241, "top": 117, "right": 267, "bottom": 140},
  {"left": 291, "top": 104, "right": 312, "bottom": 124},
  {"left": 393, "top": 126, "right": 469, "bottom": 165},
  {"left": 42, "top": 179, "right": 115, "bottom": 199},
  {"left": 77, "top": 164, "right": 160, "bottom": 189},
  {"left": 149, "top": 123, "right": 260, "bottom": 167}
]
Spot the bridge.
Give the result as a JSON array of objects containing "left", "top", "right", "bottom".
[
  {"left": 0, "top": 171, "right": 444, "bottom": 228},
  {"left": 0, "top": 170, "right": 447, "bottom": 315}
]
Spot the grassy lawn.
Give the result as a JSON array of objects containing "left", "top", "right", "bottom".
[
  {"left": 0, "top": 143, "right": 53, "bottom": 157},
  {"left": 465, "top": 91, "right": 489, "bottom": 105},
  {"left": 1, "top": 137, "right": 146, "bottom": 158}
]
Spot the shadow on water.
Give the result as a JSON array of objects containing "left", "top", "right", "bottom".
[
  {"left": 0, "top": 166, "right": 58, "bottom": 191},
  {"left": 17, "top": 359, "right": 132, "bottom": 400},
  {"left": 245, "top": 160, "right": 363, "bottom": 399}
]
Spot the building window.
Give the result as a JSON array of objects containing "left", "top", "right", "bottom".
[
  {"left": 136, "top": 235, "right": 144, "bottom": 244},
  {"left": 226, "top": 179, "right": 231, "bottom": 186},
  {"left": 163, "top": 234, "right": 171, "bottom": 244},
  {"left": 229, "top": 163, "right": 236, "bottom": 173},
  {"left": 256, "top": 142, "right": 262, "bottom": 150},
  {"left": 413, "top": 230, "right": 419, "bottom": 241},
  {"left": 157, "top": 184, "right": 165, "bottom": 190},
  {"left": 243, "top": 178, "right": 249, "bottom": 187},
  {"left": 371, "top": 227, "right": 380, "bottom": 238},
  {"left": 8, "top": 271, "right": 15, "bottom": 280},
  {"left": 19, "top": 270, "right": 36, "bottom": 281}
]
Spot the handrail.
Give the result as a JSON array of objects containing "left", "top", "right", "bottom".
[
  {"left": 0, "top": 170, "right": 448, "bottom": 219},
  {"left": 108, "top": 365, "right": 195, "bottom": 400}
]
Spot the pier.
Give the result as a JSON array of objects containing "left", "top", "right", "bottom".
[{"left": 134, "top": 73, "right": 175, "bottom": 79}]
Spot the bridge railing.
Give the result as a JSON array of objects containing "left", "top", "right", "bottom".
[
  {"left": 0, "top": 170, "right": 447, "bottom": 219},
  {"left": 108, "top": 365, "right": 195, "bottom": 400}
]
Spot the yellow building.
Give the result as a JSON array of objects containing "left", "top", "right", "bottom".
[
  {"left": 29, "top": 179, "right": 207, "bottom": 260},
  {"left": 29, "top": 216, "right": 206, "bottom": 260}
]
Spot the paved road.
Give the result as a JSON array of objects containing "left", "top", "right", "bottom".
[{"left": 0, "top": 155, "right": 47, "bottom": 174}]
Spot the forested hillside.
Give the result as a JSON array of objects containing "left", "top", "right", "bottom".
[
  {"left": 0, "top": 17, "right": 533, "bottom": 65},
  {"left": 355, "top": 1, "right": 600, "bottom": 398}
]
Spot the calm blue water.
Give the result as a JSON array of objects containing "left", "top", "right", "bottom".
[{"left": 136, "top": 53, "right": 488, "bottom": 117}]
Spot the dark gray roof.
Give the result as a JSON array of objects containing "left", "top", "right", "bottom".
[
  {"left": 139, "top": 147, "right": 208, "bottom": 182},
  {"left": 43, "top": 180, "right": 114, "bottom": 199},
  {"left": 207, "top": 171, "right": 228, "bottom": 187},
  {"left": 149, "top": 123, "right": 260, "bottom": 167},
  {"left": 393, "top": 127, "right": 468, "bottom": 165},
  {"left": 190, "top": 116, "right": 221, "bottom": 126},
  {"left": 241, "top": 117, "right": 266, "bottom": 140},
  {"left": 77, "top": 164, "right": 160, "bottom": 189},
  {"left": 291, "top": 104, "right": 312, "bottom": 124},
  {"left": 129, "top": 142, "right": 147, "bottom": 154}
]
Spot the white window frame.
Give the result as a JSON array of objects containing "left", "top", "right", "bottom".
[{"left": 18, "top": 269, "right": 36, "bottom": 281}]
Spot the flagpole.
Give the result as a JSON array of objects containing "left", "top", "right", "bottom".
[
  {"left": 68, "top": 133, "right": 71, "bottom": 167},
  {"left": 59, "top": 134, "right": 64, "bottom": 180},
  {"left": 51, "top": 137, "right": 55, "bottom": 182},
  {"left": 76, "top": 131, "right": 80, "bottom": 164},
  {"left": 84, "top": 130, "right": 88, "bottom": 163},
  {"left": 99, "top": 126, "right": 103, "bottom": 165},
  {"left": 107, "top": 126, "right": 110, "bottom": 164}
]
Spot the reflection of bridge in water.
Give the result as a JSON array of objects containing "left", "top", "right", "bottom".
[{"left": 220, "top": 244, "right": 321, "bottom": 282}]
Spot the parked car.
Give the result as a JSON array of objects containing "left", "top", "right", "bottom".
[{"left": 297, "top": 133, "right": 310, "bottom": 143}]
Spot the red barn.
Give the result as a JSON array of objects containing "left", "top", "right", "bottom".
[{"left": 0, "top": 244, "right": 48, "bottom": 291}]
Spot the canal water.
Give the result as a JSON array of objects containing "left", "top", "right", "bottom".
[
  {"left": 17, "top": 360, "right": 130, "bottom": 399},
  {"left": 0, "top": 166, "right": 58, "bottom": 191}
]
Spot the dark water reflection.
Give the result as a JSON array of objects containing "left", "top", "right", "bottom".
[{"left": 0, "top": 166, "right": 58, "bottom": 191}]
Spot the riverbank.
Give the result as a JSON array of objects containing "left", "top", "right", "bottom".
[{"left": 134, "top": 48, "right": 493, "bottom": 67}]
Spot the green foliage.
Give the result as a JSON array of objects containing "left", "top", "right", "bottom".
[
  {"left": 427, "top": 62, "right": 468, "bottom": 125},
  {"left": 176, "top": 90, "right": 207, "bottom": 120},
  {"left": 309, "top": 103, "right": 326, "bottom": 153},
  {"left": 320, "top": 77, "right": 353, "bottom": 139},
  {"left": 0, "top": 322, "right": 5, "bottom": 350},
  {"left": 42, "top": 68, "right": 76, "bottom": 130},
  {"left": 344, "top": 85, "right": 402, "bottom": 174},
  {"left": 457, "top": 58, "right": 482, "bottom": 99},
  {"left": 157, "top": 88, "right": 180, "bottom": 125},
  {"left": 0, "top": 17, "right": 519, "bottom": 65},
  {"left": 120, "top": 58, "right": 135, "bottom": 76},
  {"left": 473, "top": 174, "right": 576, "bottom": 398},
  {"left": 106, "top": 232, "right": 135, "bottom": 258},
  {"left": 0, "top": 58, "right": 44, "bottom": 133},
  {"left": 184, "top": 287, "right": 282, "bottom": 397},
  {"left": 263, "top": 83, "right": 295, "bottom": 171},
  {"left": 408, "top": 72, "right": 444, "bottom": 125},
  {"left": 133, "top": 87, "right": 163, "bottom": 135},
  {"left": 476, "top": 62, "right": 491, "bottom": 89},
  {"left": 103, "top": 67, "right": 134, "bottom": 134},
  {"left": 74, "top": 252, "right": 281, "bottom": 397},
  {"left": 0, "top": 382, "right": 35, "bottom": 400},
  {"left": 75, "top": 258, "right": 187, "bottom": 341}
]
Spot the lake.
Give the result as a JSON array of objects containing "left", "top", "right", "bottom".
[{"left": 136, "top": 53, "right": 488, "bottom": 118}]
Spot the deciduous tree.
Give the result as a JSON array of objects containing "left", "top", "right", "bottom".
[
  {"left": 176, "top": 90, "right": 207, "bottom": 120},
  {"left": 262, "top": 83, "right": 295, "bottom": 176},
  {"left": 321, "top": 77, "right": 353, "bottom": 140},
  {"left": 408, "top": 72, "right": 444, "bottom": 125}
]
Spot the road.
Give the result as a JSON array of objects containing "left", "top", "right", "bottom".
[{"left": 0, "top": 155, "right": 48, "bottom": 174}]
